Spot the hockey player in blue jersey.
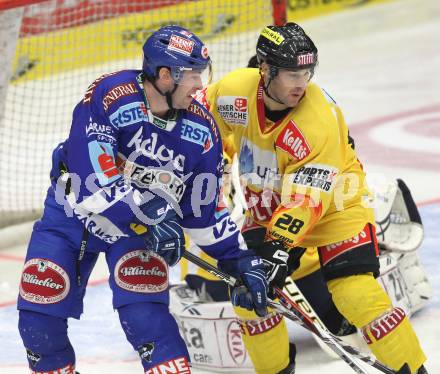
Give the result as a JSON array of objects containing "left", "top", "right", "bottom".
[{"left": 17, "top": 25, "right": 268, "bottom": 374}]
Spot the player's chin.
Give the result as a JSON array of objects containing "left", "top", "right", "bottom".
[
  {"left": 177, "top": 96, "right": 194, "bottom": 110},
  {"left": 285, "top": 95, "right": 301, "bottom": 107}
]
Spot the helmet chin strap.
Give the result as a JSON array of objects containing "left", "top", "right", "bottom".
[
  {"left": 260, "top": 66, "right": 289, "bottom": 107},
  {"left": 147, "top": 74, "right": 179, "bottom": 117},
  {"left": 154, "top": 82, "right": 179, "bottom": 117},
  {"left": 263, "top": 78, "right": 287, "bottom": 106}
]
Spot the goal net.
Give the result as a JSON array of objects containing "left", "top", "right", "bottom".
[{"left": 0, "top": 0, "right": 285, "bottom": 227}]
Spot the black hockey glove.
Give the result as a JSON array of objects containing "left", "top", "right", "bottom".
[
  {"left": 255, "top": 241, "right": 289, "bottom": 289},
  {"left": 252, "top": 241, "right": 305, "bottom": 289},
  {"left": 242, "top": 228, "right": 305, "bottom": 289}
]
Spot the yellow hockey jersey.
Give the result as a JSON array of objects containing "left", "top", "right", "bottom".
[{"left": 199, "top": 68, "right": 374, "bottom": 248}]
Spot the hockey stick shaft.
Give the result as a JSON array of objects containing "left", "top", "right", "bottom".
[
  {"left": 181, "top": 250, "right": 396, "bottom": 374},
  {"left": 182, "top": 250, "right": 366, "bottom": 373},
  {"left": 272, "top": 287, "right": 396, "bottom": 374},
  {"left": 182, "top": 249, "right": 238, "bottom": 287},
  {"left": 283, "top": 278, "right": 348, "bottom": 358}
]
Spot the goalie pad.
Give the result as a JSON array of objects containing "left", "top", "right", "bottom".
[
  {"left": 377, "top": 251, "right": 432, "bottom": 316},
  {"left": 178, "top": 172, "right": 430, "bottom": 365},
  {"left": 169, "top": 284, "right": 254, "bottom": 372},
  {"left": 372, "top": 178, "right": 423, "bottom": 252},
  {"left": 171, "top": 250, "right": 431, "bottom": 367},
  {"left": 371, "top": 177, "right": 431, "bottom": 314}
]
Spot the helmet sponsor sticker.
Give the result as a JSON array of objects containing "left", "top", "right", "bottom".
[
  {"left": 260, "top": 27, "right": 285, "bottom": 45},
  {"left": 217, "top": 96, "right": 248, "bottom": 126},
  {"left": 179, "top": 30, "right": 194, "bottom": 38},
  {"left": 115, "top": 250, "right": 168, "bottom": 293},
  {"left": 201, "top": 45, "right": 209, "bottom": 59},
  {"left": 168, "top": 34, "right": 195, "bottom": 56},
  {"left": 20, "top": 258, "right": 70, "bottom": 304},
  {"left": 297, "top": 53, "right": 315, "bottom": 66},
  {"left": 276, "top": 120, "right": 311, "bottom": 161},
  {"left": 170, "top": 300, "right": 254, "bottom": 369}
]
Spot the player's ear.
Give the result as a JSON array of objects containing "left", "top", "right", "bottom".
[
  {"left": 158, "top": 67, "right": 172, "bottom": 85},
  {"left": 260, "top": 62, "right": 270, "bottom": 77}
]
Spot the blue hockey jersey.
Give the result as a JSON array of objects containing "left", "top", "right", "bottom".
[{"left": 50, "top": 70, "right": 247, "bottom": 261}]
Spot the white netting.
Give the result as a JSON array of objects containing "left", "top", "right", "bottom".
[{"left": 0, "top": 0, "right": 277, "bottom": 227}]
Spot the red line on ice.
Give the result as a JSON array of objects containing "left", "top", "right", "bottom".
[{"left": 351, "top": 103, "right": 440, "bottom": 171}]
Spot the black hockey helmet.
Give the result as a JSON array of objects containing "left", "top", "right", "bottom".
[{"left": 256, "top": 22, "right": 318, "bottom": 77}]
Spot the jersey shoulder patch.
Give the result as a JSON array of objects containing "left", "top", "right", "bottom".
[
  {"left": 82, "top": 70, "right": 139, "bottom": 106},
  {"left": 216, "top": 95, "right": 249, "bottom": 127},
  {"left": 184, "top": 101, "right": 220, "bottom": 153},
  {"left": 187, "top": 100, "right": 220, "bottom": 142}
]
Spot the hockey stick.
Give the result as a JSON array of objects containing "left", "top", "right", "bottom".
[
  {"left": 282, "top": 277, "right": 346, "bottom": 359},
  {"left": 182, "top": 250, "right": 397, "bottom": 374}
]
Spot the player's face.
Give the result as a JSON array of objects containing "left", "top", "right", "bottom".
[
  {"left": 269, "top": 68, "right": 312, "bottom": 107},
  {"left": 172, "top": 68, "right": 210, "bottom": 109}
]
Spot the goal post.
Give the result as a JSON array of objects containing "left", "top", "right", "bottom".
[{"left": 0, "top": 0, "right": 287, "bottom": 227}]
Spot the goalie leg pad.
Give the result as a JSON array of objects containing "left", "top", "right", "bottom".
[
  {"left": 18, "top": 310, "right": 75, "bottom": 372},
  {"left": 328, "top": 274, "right": 426, "bottom": 373},
  {"left": 118, "top": 302, "right": 190, "bottom": 371},
  {"left": 378, "top": 252, "right": 432, "bottom": 315},
  {"left": 234, "top": 306, "right": 290, "bottom": 374}
]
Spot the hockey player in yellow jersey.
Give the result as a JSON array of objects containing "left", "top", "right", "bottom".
[{"left": 194, "top": 23, "right": 428, "bottom": 374}]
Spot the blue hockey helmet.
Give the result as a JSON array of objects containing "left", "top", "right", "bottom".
[{"left": 142, "top": 25, "right": 211, "bottom": 83}]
